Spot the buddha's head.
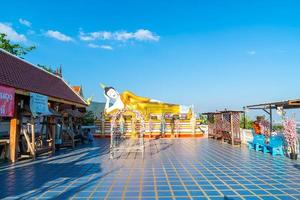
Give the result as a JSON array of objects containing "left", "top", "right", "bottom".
[{"left": 105, "top": 87, "right": 119, "bottom": 99}]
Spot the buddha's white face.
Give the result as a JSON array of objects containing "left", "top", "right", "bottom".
[{"left": 107, "top": 89, "right": 119, "bottom": 99}]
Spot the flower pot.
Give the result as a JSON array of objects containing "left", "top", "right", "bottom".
[{"left": 290, "top": 153, "right": 298, "bottom": 160}]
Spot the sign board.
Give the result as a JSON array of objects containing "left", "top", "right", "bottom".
[
  {"left": 30, "top": 92, "right": 51, "bottom": 117},
  {"left": 0, "top": 85, "right": 15, "bottom": 117}
]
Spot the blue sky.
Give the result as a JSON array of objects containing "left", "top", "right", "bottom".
[{"left": 1, "top": 0, "right": 300, "bottom": 118}]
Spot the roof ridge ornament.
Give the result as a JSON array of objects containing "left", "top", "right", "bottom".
[{"left": 100, "top": 83, "right": 106, "bottom": 89}]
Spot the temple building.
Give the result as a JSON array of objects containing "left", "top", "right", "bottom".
[{"left": 0, "top": 49, "right": 87, "bottom": 163}]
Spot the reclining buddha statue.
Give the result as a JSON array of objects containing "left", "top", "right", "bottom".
[{"left": 101, "top": 84, "right": 191, "bottom": 117}]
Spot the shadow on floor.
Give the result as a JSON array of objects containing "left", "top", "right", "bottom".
[{"left": 0, "top": 139, "right": 112, "bottom": 199}]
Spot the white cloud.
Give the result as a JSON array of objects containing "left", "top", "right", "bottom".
[
  {"left": 0, "top": 22, "right": 27, "bottom": 42},
  {"left": 114, "top": 31, "right": 134, "bottom": 41},
  {"left": 134, "top": 29, "right": 159, "bottom": 41},
  {"left": 88, "top": 43, "right": 113, "bottom": 50},
  {"left": 19, "top": 18, "right": 32, "bottom": 27},
  {"left": 247, "top": 50, "right": 256, "bottom": 55},
  {"left": 79, "top": 31, "right": 112, "bottom": 41},
  {"left": 79, "top": 29, "right": 159, "bottom": 42},
  {"left": 100, "top": 45, "right": 113, "bottom": 50},
  {"left": 87, "top": 43, "right": 100, "bottom": 48},
  {"left": 45, "top": 30, "right": 73, "bottom": 42}
]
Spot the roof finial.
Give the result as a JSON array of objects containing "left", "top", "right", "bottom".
[{"left": 100, "top": 83, "right": 106, "bottom": 89}]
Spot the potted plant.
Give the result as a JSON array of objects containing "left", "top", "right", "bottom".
[{"left": 283, "top": 117, "right": 299, "bottom": 160}]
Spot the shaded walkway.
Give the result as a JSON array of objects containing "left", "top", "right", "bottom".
[{"left": 0, "top": 138, "right": 299, "bottom": 199}]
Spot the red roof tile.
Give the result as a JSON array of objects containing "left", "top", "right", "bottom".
[{"left": 0, "top": 49, "right": 86, "bottom": 106}]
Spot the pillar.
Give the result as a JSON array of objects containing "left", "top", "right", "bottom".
[
  {"left": 31, "top": 118, "right": 36, "bottom": 159},
  {"left": 9, "top": 118, "right": 18, "bottom": 163},
  {"left": 50, "top": 117, "right": 56, "bottom": 154},
  {"left": 9, "top": 96, "right": 19, "bottom": 163},
  {"left": 230, "top": 112, "right": 234, "bottom": 145}
]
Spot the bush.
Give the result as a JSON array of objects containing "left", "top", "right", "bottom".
[{"left": 82, "top": 111, "right": 95, "bottom": 125}]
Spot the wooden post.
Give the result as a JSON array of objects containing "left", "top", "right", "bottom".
[
  {"left": 41, "top": 116, "right": 46, "bottom": 137},
  {"left": 51, "top": 117, "right": 56, "bottom": 154},
  {"left": 31, "top": 118, "right": 36, "bottom": 159},
  {"left": 149, "top": 118, "right": 152, "bottom": 139},
  {"left": 9, "top": 95, "right": 20, "bottom": 163},
  {"left": 70, "top": 118, "right": 75, "bottom": 149},
  {"left": 131, "top": 117, "right": 136, "bottom": 138},
  {"left": 9, "top": 118, "right": 18, "bottom": 163},
  {"left": 269, "top": 105, "right": 273, "bottom": 133},
  {"left": 243, "top": 112, "right": 246, "bottom": 129},
  {"left": 230, "top": 112, "right": 234, "bottom": 145},
  {"left": 110, "top": 118, "right": 114, "bottom": 159},
  {"left": 101, "top": 115, "right": 105, "bottom": 136}
]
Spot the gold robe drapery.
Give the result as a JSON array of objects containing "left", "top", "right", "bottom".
[{"left": 120, "top": 91, "right": 181, "bottom": 116}]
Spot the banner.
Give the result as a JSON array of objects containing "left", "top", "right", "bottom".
[
  {"left": 0, "top": 85, "right": 15, "bottom": 117},
  {"left": 30, "top": 92, "right": 51, "bottom": 117}
]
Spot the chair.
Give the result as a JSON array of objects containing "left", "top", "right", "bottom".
[
  {"left": 262, "top": 136, "right": 284, "bottom": 156},
  {"left": 248, "top": 134, "right": 265, "bottom": 151}
]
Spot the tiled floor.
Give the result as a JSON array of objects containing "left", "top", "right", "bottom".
[{"left": 0, "top": 138, "right": 300, "bottom": 200}]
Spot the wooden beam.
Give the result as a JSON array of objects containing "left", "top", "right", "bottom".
[
  {"left": 262, "top": 109, "right": 271, "bottom": 115},
  {"left": 288, "top": 102, "right": 300, "bottom": 106},
  {"left": 23, "top": 128, "right": 35, "bottom": 156}
]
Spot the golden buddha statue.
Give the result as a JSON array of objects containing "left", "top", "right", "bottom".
[{"left": 101, "top": 84, "right": 191, "bottom": 117}]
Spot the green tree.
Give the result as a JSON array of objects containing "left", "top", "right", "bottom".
[
  {"left": 0, "top": 33, "right": 57, "bottom": 75},
  {"left": 82, "top": 111, "right": 95, "bottom": 125},
  {"left": 199, "top": 114, "right": 208, "bottom": 125},
  {"left": 37, "top": 64, "right": 56, "bottom": 74},
  {"left": 273, "top": 125, "right": 284, "bottom": 132},
  {"left": 0, "top": 33, "right": 35, "bottom": 58},
  {"left": 240, "top": 115, "right": 254, "bottom": 129}
]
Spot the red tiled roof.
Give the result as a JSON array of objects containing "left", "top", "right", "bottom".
[{"left": 0, "top": 49, "right": 87, "bottom": 106}]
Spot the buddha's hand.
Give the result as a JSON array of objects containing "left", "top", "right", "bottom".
[
  {"left": 104, "top": 93, "right": 109, "bottom": 100},
  {"left": 104, "top": 93, "right": 111, "bottom": 113}
]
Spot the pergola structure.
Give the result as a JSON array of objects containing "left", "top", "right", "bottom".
[
  {"left": 245, "top": 98, "right": 300, "bottom": 131},
  {"left": 203, "top": 110, "right": 243, "bottom": 145}
]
